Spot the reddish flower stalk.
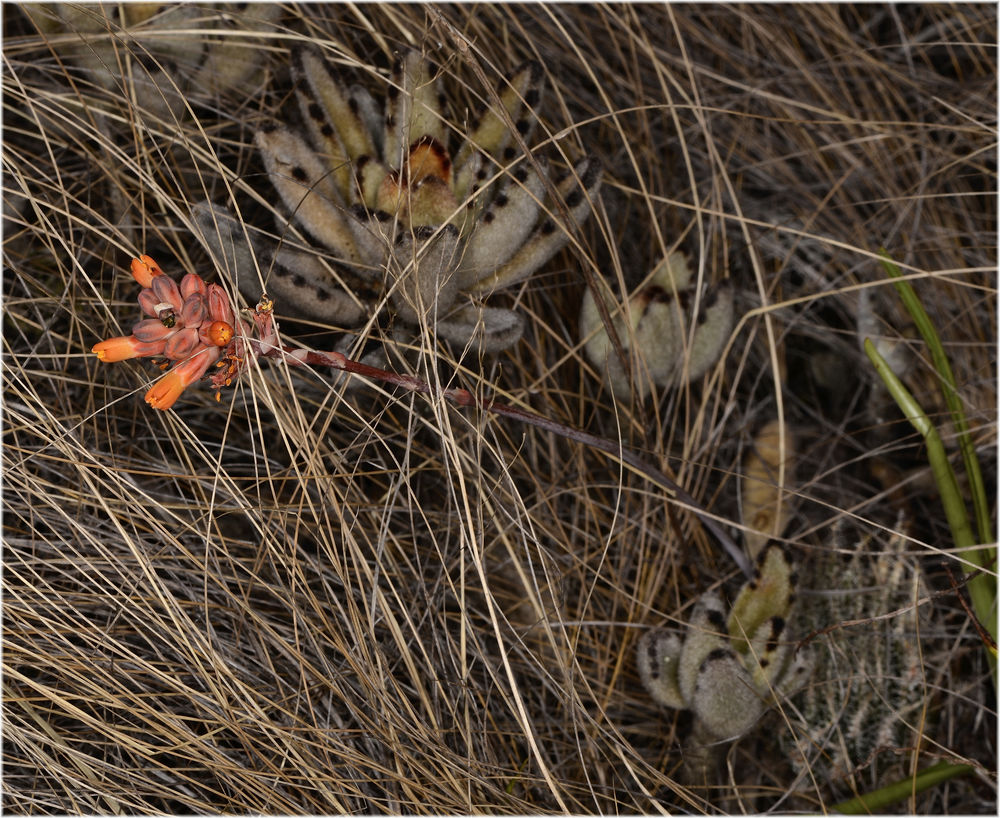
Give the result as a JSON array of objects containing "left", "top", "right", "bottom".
[
  {"left": 255, "top": 342, "right": 750, "bottom": 578},
  {"left": 93, "top": 255, "right": 750, "bottom": 577}
]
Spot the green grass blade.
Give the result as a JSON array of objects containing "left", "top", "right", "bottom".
[
  {"left": 832, "top": 761, "right": 974, "bottom": 814},
  {"left": 865, "top": 339, "right": 996, "bottom": 651},
  {"left": 876, "top": 250, "right": 994, "bottom": 547}
]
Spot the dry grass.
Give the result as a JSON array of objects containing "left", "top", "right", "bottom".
[{"left": 3, "top": 3, "right": 996, "bottom": 814}]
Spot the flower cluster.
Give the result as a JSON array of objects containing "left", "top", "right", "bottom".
[{"left": 93, "top": 255, "right": 256, "bottom": 410}]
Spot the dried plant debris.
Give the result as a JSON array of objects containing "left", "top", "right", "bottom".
[
  {"left": 22, "top": 3, "right": 281, "bottom": 118},
  {"left": 580, "top": 251, "right": 733, "bottom": 399},
  {"left": 5, "top": 4, "right": 992, "bottom": 814},
  {"left": 782, "top": 520, "right": 932, "bottom": 803},
  {"left": 741, "top": 419, "right": 797, "bottom": 560}
]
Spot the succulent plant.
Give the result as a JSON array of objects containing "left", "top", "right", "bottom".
[
  {"left": 243, "top": 47, "right": 601, "bottom": 351},
  {"left": 637, "top": 545, "right": 813, "bottom": 743},
  {"left": 580, "top": 251, "right": 733, "bottom": 398}
]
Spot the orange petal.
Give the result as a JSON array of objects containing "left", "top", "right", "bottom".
[
  {"left": 92, "top": 335, "right": 164, "bottom": 362},
  {"left": 131, "top": 255, "right": 163, "bottom": 288},
  {"left": 144, "top": 347, "right": 219, "bottom": 410},
  {"left": 162, "top": 327, "right": 202, "bottom": 361},
  {"left": 151, "top": 274, "right": 183, "bottom": 312},
  {"left": 180, "top": 272, "right": 207, "bottom": 299},
  {"left": 180, "top": 292, "right": 209, "bottom": 327},
  {"left": 206, "top": 284, "right": 235, "bottom": 325},
  {"left": 132, "top": 319, "right": 175, "bottom": 343},
  {"left": 144, "top": 370, "right": 186, "bottom": 411}
]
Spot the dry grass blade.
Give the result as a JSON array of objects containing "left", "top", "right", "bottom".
[{"left": 3, "top": 4, "right": 995, "bottom": 814}]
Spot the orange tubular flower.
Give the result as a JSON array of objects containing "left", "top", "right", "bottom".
[
  {"left": 130, "top": 255, "right": 164, "bottom": 288},
  {"left": 144, "top": 347, "right": 220, "bottom": 410},
  {"left": 92, "top": 335, "right": 166, "bottom": 362},
  {"left": 94, "top": 254, "right": 251, "bottom": 410}
]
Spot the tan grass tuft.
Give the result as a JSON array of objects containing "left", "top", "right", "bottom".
[{"left": 3, "top": 4, "right": 995, "bottom": 813}]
